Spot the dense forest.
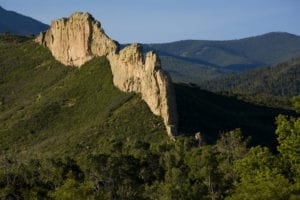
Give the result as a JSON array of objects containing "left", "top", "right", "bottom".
[
  {"left": 201, "top": 57, "right": 300, "bottom": 109},
  {"left": 1, "top": 111, "right": 300, "bottom": 199},
  {"left": 203, "top": 57, "right": 300, "bottom": 96},
  {"left": 0, "top": 34, "right": 299, "bottom": 199}
]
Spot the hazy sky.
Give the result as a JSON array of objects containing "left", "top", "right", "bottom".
[{"left": 0, "top": 0, "right": 299, "bottom": 43}]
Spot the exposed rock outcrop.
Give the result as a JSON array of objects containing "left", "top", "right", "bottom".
[
  {"left": 36, "top": 12, "right": 178, "bottom": 137},
  {"left": 108, "top": 44, "right": 178, "bottom": 136},
  {"left": 36, "top": 13, "right": 118, "bottom": 66}
]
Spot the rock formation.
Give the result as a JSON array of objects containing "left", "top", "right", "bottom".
[
  {"left": 107, "top": 44, "right": 178, "bottom": 136},
  {"left": 35, "top": 12, "right": 178, "bottom": 137},
  {"left": 36, "top": 13, "right": 118, "bottom": 66}
]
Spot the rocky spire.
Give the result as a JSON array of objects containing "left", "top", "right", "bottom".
[{"left": 36, "top": 12, "right": 178, "bottom": 137}]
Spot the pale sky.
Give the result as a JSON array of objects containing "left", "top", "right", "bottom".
[{"left": 0, "top": 0, "right": 299, "bottom": 43}]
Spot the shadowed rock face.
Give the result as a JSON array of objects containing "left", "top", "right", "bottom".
[{"left": 36, "top": 12, "right": 178, "bottom": 137}]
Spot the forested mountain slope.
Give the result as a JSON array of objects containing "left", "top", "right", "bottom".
[
  {"left": 0, "top": 34, "right": 168, "bottom": 159},
  {"left": 0, "top": 34, "right": 297, "bottom": 199},
  {"left": 203, "top": 56, "right": 300, "bottom": 96},
  {"left": 200, "top": 56, "right": 300, "bottom": 108},
  {"left": 1, "top": 34, "right": 293, "bottom": 158}
]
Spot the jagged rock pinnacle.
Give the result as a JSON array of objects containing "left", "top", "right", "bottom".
[{"left": 35, "top": 12, "right": 178, "bottom": 137}]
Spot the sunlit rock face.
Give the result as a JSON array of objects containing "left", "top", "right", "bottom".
[
  {"left": 36, "top": 12, "right": 178, "bottom": 137},
  {"left": 108, "top": 44, "right": 178, "bottom": 137},
  {"left": 36, "top": 13, "right": 118, "bottom": 66}
]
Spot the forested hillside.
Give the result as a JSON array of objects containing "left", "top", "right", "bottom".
[
  {"left": 0, "top": 34, "right": 167, "bottom": 157},
  {"left": 201, "top": 56, "right": 300, "bottom": 108},
  {"left": 0, "top": 34, "right": 299, "bottom": 199}
]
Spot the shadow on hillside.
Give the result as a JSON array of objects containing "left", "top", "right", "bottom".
[
  {"left": 0, "top": 33, "right": 32, "bottom": 43},
  {"left": 175, "top": 83, "right": 296, "bottom": 150}
]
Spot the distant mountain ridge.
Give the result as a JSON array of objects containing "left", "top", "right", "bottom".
[
  {"left": 0, "top": 6, "right": 49, "bottom": 35},
  {"left": 143, "top": 32, "right": 300, "bottom": 84}
]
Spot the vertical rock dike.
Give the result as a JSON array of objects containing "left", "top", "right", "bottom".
[{"left": 36, "top": 12, "right": 178, "bottom": 137}]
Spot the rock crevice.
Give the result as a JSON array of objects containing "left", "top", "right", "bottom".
[{"left": 36, "top": 12, "right": 178, "bottom": 137}]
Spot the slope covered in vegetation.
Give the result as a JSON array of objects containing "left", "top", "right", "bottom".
[
  {"left": 0, "top": 34, "right": 299, "bottom": 199},
  {"left": 201, "top": 56, "right": 300, "bottom": 108},
  {"left": 0, "top": 34, "right": 167, "bottom": 158},
  {"left": 175, "top": 84, "right": 295, "bottom": 149}
]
